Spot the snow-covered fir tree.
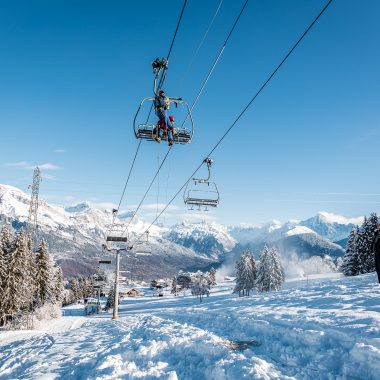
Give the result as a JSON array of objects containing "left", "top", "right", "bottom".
[
  {"left": 357, "top": 213, "right": 378, "bottom": 274},
  {"left": 256, "top": 246, "right": 285, "bottom": 292},
  {"left": 0, "top": 226, "right": 13, "bottom": 303},
  {"left": 35, "top": 239, "right": 55, "bottom": 305},
  {"left": 233, "top": 250, "right": 257, "bottom": 296},
  {"left": 209, "top": 267, "right": 217, "bottom": 287},
  {"left": 52, "top": 265, "right": 64, "bottom": 306},
  {"left": 171, "top": 277, "right": 178, "bottom": 296},
  {"left": 0, "top": 228, "right": 65, "bottom": 327},
  {"left": 70, "top": 278, "right": 81, "bottom": 302},
  {"left": 1, "top": 231, "right": 34, "bottom": 318},
  {"left": 341, "top": 226, "right": 359, "bottom": 276},
  {"left": 83, "top": 277, "right": 94, "bottom": 298}
]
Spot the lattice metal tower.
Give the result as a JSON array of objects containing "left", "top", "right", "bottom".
[{"left": 26, "top": 166, "right": 41, "bottom": 249}]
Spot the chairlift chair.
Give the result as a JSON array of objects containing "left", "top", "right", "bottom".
[
  {"left": 133, "top": 231, "right": 152, "bottom": 255},
  {"left": 133, "top": 58, "right": 194, "bottom": 144},
  {"left": 103, "top": 224, "right": 129, "bottom": 251},
  {"left": 133, "top": 97, "right": 194, "bottom": 144},
  {"left": 184, "top": 158, "right": 220, "bottom": 210}
]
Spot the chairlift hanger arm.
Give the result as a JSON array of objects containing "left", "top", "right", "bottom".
[{"left": 193, "top": 157, "right": 212, "bottom": 183}]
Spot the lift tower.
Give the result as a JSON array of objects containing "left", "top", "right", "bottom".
[{"left": 27, "top": 166, "right": 41, "bottom": 250}]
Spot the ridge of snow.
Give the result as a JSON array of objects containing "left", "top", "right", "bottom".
[
  {"left": 317, "top": 211, "right": 363, "bottom": 226},
  {"left": 285, "top": 226, "right": 317, "bottom": 237}
]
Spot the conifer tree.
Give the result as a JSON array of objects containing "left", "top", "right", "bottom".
[
  {"left": 256, "top": 246, "right": 285, "bottom": 292},
  {"left": 359, "top": 213, "right": 378, "bottom": 273},
  {"left": 2, "top": 231, "right": 33, "bottom": 317},
  {"left": 341, "top": 226, "right": 359, "bottom": 276},
  {"left": 52, "top": 265, "right": 64, "bottom": 305},
  {"left": 171, "top": 277, "right": 178, "bottom": 296},
  {"left": 35, "top": 239, "right": 54, "bottom": 305},
  {"left": 71, "top": 278, "right": 81, "bottom": 301},
  {"left": 234, "top": 250, "right": 257, "bottom": 296},
  {"left": 0, "top": 227, "right": 12, "bottom": 301},
  {"left": 209, "top": 267, "right": 217, "bottom": 287}
]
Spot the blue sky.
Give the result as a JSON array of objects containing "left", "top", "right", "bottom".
[{"left": 1, "top": 0, "right": 379, "bottom": 226}]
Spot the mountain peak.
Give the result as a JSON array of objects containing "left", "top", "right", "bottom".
[
  {"left": 65, "top": 202, "right": 90, "bottom": 213},
  {"left": 316, "top": 211, "right": 363, "bottom": 225}
]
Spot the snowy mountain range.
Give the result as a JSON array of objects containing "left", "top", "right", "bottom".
[{"left": 0, "top": 184, "right": 363, "bottom": 279}]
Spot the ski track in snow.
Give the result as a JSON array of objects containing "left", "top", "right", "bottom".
[{"left": 0, "top": 274, "right": 379, "bottom": 379}]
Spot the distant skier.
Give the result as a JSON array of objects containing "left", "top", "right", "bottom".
[{"left": 372, "top": 223, "right": 380, "bottom": 283}]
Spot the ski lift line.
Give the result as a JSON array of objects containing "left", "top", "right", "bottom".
[
  {"left": 107, "top": 139, "right": 143, "bottom": 239},
  {"left": 154, "top": 0, "right": 188, "bottom": 94},
  {"left": 136, "top": 0, "right": 334, "bottom": 242},
  {"left": 179, "top": 0, "right": 249, "bottom": 130},
  {"left": 184, "top": 0, "right": 224, "bottom": 76},
  {"left": 109, "top": 0, "right": 188, "bottom": 239},
  {"left": 156, "top": 154, "right": 160, "bottom": 219},
  {"left": 166, "top": 0, "right": 188, "bottom": 62},
  {"left": 122, "top": 146, "right": 173, "bottom": 236}
]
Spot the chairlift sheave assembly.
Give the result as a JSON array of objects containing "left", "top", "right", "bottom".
[{"left": 184, "top": 158, "right": 220, "bottom": 211}]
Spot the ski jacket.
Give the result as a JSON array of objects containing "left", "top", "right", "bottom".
[{"left": 152, "top": 95, "right": 182, "bottom": 115}]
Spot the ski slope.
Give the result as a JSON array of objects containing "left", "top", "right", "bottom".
[{"left": 1, "top": 274, "right": 379, "bottom": 379}]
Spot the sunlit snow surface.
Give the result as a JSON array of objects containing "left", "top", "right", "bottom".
[{"left": 1, "top": 274, "right": 379, "bottom": 379}]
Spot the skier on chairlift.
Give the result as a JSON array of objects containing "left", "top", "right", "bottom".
[
  {"left": 154, "top": 89, "right": 181, "bottom": 140},
  {"left": 154, "top": 115, "right": 175, "bottom": 146}
]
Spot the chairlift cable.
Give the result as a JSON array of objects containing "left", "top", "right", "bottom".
[
  {"left": 107, "top": 139, "right": 142, "bottom": 238},
  {"left": 157, "top": 0, "right": 189, "bottom": 92},
  {"left": 184, "top": 0, "right": 224, "bottom": 77},
  {"left": 166, "top": 0, "right": 188, "bottom": 62},
  {"left": 136, "top": 0, "right": 334, "bottom": 241},
  {"left": 156, "top": 154, "right": 160, "bottom": 219},
  {"left": 122, "top": 146, "right": 173, "bottom": 235},
  {"left": 179, "top": 0, "right": 249, "bottom": 129}
]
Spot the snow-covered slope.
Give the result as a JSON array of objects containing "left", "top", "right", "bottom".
[
  {"left": 1, "top": 273, "right": 379, "bottom": 379},
  {"left": 285, "top": 226, "right": 316, "bottom": 236},
  {"left": 165, "top": 221, "right": 236, "bottom": 260}
]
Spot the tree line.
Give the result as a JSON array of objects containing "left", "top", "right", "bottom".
[
  {"left": 341, "top": 213, "right": 378, "bottom": 276},
  {"left": 0, "top": 227, "right": 64, "bottom": 327}
]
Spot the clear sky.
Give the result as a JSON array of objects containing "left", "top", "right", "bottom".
[{"left": 1, "top": 0, "right": 379, "bottom": 226}]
